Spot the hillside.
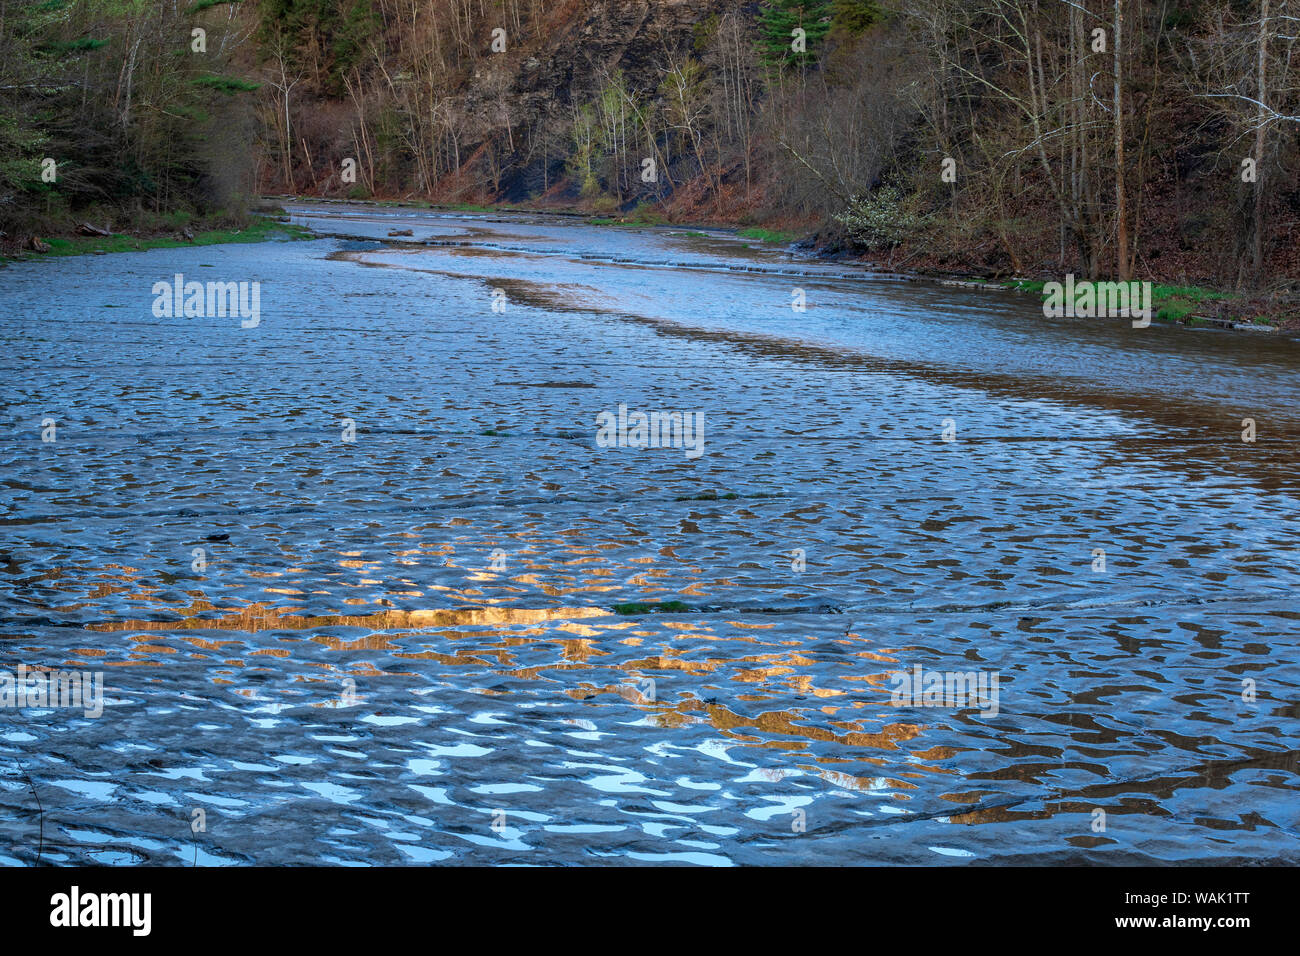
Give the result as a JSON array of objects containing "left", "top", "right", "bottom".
[{"left": 2, "top": 0, "right": 1299, "bottom": 322}]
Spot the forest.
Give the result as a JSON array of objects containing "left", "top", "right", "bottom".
[{"left": 1, "top": 0, "right": 1297, "bottom": 296}]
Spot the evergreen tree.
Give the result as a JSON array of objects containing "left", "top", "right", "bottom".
[
  {"left": 257, "top": 0, "right": 376, "bottom": 93},
  {"left": 830, "top": 0, "right": 884, "bottom": 39},
  {"left": 756, "top": 1, "right": 833, "bottom": 68}
]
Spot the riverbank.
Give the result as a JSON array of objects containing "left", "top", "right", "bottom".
[
  {"left": 277, "top": 195, "right": 1296, "bottom": 335},
  {"left": 34, "top": 190, "right": 1278, "bottom": 335},
  {"left": 0, "top": 212, "right": 313, "bottom": 265},
  {"left": 923, "top": 277, "right": 1288, "bottom": 334},
  {"left": 805, "top": 233, "right": 1296, "bottom": 334}
]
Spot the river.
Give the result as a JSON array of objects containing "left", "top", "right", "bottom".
[{"left": 1, "top": 202, "right": 1298, "bottom": 864}]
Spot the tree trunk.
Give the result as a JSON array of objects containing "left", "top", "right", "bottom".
[
  {"left": 1114, "top": 0, "right": 1130, "bottom": 280},
  {"left": 1252, "top": 0, "right": 1269, "bottom": 281}
]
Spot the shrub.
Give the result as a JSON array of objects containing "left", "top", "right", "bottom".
[{"left": 833, "top": 187, "right": 920, "bottom": 250}]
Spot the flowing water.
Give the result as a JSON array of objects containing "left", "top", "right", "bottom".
[{"left": 1, "top": 203, "right": 1298, "bottom": 865}]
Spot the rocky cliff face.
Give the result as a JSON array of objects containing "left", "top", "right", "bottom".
[{"left": 448, "top": 0, "right": 734, "bottom": 201}]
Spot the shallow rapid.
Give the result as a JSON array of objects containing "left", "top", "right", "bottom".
[{"left": 1, "top": 203, "right": 1298, "bottom": 864}]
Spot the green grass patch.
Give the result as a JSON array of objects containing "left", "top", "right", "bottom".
[
  {"left": 1150, "top": 283, "right": 1231, "bottom": 302},
  {"left": 1004, "top": 277, "right": 1233, "bottom": 324},
  {"left": 4, "top": 216, "right": 312, "bottom": 263},
  {"left": 737, "top": 227, "right": 798, "bottom": 243},
  {"left": 1150, "top": 286, "right": 1230, "bottom": 323},
  {"left": 1155, "top": 300, "right": 1198, "bottom": 323},
  {"left": 1004, "top": 279, "right": 1046, "bottom": 294}
]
